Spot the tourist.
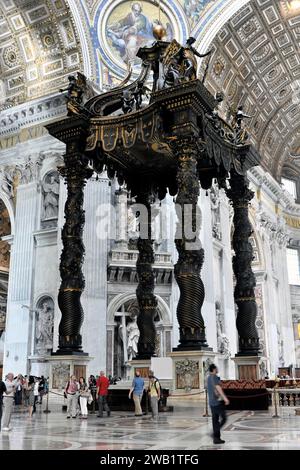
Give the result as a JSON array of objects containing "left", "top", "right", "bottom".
[
  {"left": 88, "top": 375, "right": 96, "bottom": 388},
  {"left": 23, "top": 375, "right": 29, "bottom": 407},
  {"left": 65, "top": 375, "right": 79, "bottom": 419},
  {"left": 148, "top": 371, "right": 161, "bottom": 420},
  {"left": 128, "top": 370, "right": 144, "bottom": 416},
  {"left": 96, "top": 371, "right": 111, "bottom": 418},
  {"left": 0, "top": 379, "right": 6, "bottom": 431},
  {"left": 207, "top": 363, "right": 230, "bottom": 445},
  {"left": 79, "top": 377, "right": 89, "bottom": 419},
  {"left": 15, "top": 374, "right": 23, "bottom": 405},
  {"left": 33, "top": 377, "right": 40, "bottom": 413},
  {"left": 27, "top": 376, "right": 35, "bottom": 418},
  {"left": 38, "top": 376, "right": 46, "bottom": 404},
  {"left": 1, "top": 372, "right": 16, "bottom": 431}
]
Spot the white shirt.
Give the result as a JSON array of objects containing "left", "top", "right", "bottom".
[
  {"left": 3, "top": 379, "right": 16, "bottom": 397},
  {"left": 34, "top": 382, "right": 39, "bottom": 396}
]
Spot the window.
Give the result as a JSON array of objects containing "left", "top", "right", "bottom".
[
  {"left": 282, "top": 178, "right": 297, "bottom": 199},
  {"left": 287, "top": 248, "right": 300, "bottom": 285}
]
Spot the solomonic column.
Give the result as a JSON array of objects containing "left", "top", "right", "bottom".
[
  {"left": 226, "top": 171, "right": 260, "bottom": 356},
  {"left": 46, "top": 116, "right": 93, "bottom": 355},
  {"left": 173, "top": 138, "right": 208, "bottom": 350},
  {"left": 57, "top": 147, "right": 92, "bottom": 354},
  {"left": 135, "top": 190, "right": 157, "bottom": 359}
]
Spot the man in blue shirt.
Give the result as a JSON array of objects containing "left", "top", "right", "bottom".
[
  {"left": 207, "top": 364, "right": 229, "bottom": 444},
  {"left": 129, "top": 370, "right": 144, "bottom": 416}
]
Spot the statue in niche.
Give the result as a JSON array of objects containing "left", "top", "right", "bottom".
[
  {"left": 126, "top": 314, "right": 140, "bottom": 361},
  {"left": 216, "top": 301, "right": 230, "bottom": 359},
  {"left": 35, "top": 298, "right": 54, "bottom": 355},
  {"left": 127, "top": 204, "right": 140, "bottom": 248},
  {"left": 210, "top": 182, "right": 222, "bottom": 240},
  {"left": 42, "top": 172, "right": 60, "bottom": 220}
]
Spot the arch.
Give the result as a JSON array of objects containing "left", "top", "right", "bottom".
[
  {"left": 107, "top": 292, "right": 172, "bottom": 326},
  {"left": 0, "top": 193, "right": 14, "bottom": 236},
  {"left": 67, "top": 0, "right": 95, "bottom": 78},
  {"left": 195, "top": 0, "right": 250, "bottom": 54}
]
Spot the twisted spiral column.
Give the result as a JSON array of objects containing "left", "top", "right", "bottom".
[
  {"left": 135, "top": 191, "right": 157, "bottom": 359},
  {"left": 173, "top": 139, "right": 208, "bottom": 350},
  {"left": 226, "top": 171, "right": 260, "bottom": 356},
  {"left": 57, "top": 143, "right": 92, "bottom": 354}
]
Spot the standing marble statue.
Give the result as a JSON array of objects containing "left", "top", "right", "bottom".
[
  {"left": 127, "top": 315, "right": 140, "bottom": 361},
  {"left": 42, "top": 173, "right": 60, "bottom": 219},
  {"left": 210, "top": 183, "right": 222, "bottom": 241},
  {"left": 216, "top": 302, "right": 230, "bottom": 358},
  {"left": 35, "top": 300, "right": 54, "bottom": 354}
]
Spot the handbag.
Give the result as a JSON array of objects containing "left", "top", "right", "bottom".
[{"left": 88, "top": 392, "right": 93, "bottom": 405}]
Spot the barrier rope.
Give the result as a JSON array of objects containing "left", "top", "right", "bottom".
[
  {"left": 49, "top": 390, "right": 65, "bottom": 397},
  {"left": 224, "top": 391, "right": 270, "bottom": 399},
  {"left": 169, "top": 391, "right": 204, "bottom": 397}
]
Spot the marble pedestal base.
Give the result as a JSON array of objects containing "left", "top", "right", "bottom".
[
  {"left": 28, "top": 355, "right": 52, "bottom": 378},
  {"left": 168, "top": 350, "right": 216, "bottom": 394},
  {"left": 232, "top": 355, "right": 266, "bottom": 380},
  {"left": 47, "top": 354, "right": 93, "bottom": 391}
]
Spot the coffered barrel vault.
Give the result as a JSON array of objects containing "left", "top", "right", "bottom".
[
  {"left": 0, "top": 0, "right": 85, "bottom": 109},
  {"left": 205, "top": 0, "right": 300, "bottom": 180}
]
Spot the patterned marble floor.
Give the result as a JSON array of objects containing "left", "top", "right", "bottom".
[{"left": 1, "top": 401, "right": 300, "bottom": 450}]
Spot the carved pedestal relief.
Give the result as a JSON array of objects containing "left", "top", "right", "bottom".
[
  {"left": 52, "top": 363, "right": 70, "bottom": 389},
  {"left": 175, "top": 359, "right": 199, "bottom": 391}
]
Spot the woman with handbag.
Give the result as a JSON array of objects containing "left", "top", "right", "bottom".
[{"left": 79, "top": 377, "right": 89, "bottom": 419}]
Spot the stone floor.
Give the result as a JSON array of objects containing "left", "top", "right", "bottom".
[{"left": 1, "top": 400, "right": 300, "bottom": 450}]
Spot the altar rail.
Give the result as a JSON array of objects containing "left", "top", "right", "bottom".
[{"left": 275, "top": 388, "right": 300, "bottom": 407}]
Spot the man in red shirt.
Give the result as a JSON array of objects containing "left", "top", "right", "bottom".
[{"left": 96, "top": 371, "right": 111, "bottom": 418}]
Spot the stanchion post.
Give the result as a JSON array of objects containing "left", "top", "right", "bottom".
[
  {"left": 203, "top": 389, "right": 210, "bottom": 417},
  {"left": 273, "top": 388, "right": 280, "bottom": 418},
  {"left": 43, "top": 391, "right": 51, "bottom": 414}
]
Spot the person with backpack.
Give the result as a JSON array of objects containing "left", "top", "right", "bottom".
[{"left": 148, "top": 371, "right": 161, "bottom": 420}]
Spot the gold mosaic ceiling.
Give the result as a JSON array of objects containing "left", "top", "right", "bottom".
[
  {"left": 206, "top": 0, "right": 300, "bottom": 179},
  {"left": 0, "top": 0, "right": 83, "bottom": 109}
]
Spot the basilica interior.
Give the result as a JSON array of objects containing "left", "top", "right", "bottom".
[{"left": 1, "top": 0, "right": 300, "bottom": 452}]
